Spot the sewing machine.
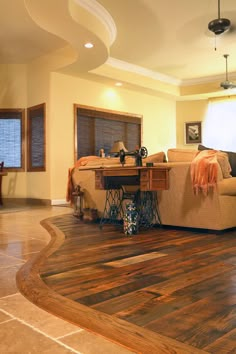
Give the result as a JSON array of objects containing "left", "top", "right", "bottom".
[{"left": 119, "top": 146, "right": 148, "bottom": 166}]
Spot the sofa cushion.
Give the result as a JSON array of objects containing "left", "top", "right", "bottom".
[
  {"left": 198, "top": 144, "right": 236, "bottom": 177},
  {"left": 75, "top": 156, "right": 100, "bottom": 167},
  {"left": 167, "top": 148, "right": 198, "bottom": 162},
  {"left": 218, "top": 177, "right": 236, "bottom": 196},
  {"left": 86, "top": 157, "right": 121, "bottom": 167},
  {"left": 143, "top": 151, "right": 166, "bottom": 164}
]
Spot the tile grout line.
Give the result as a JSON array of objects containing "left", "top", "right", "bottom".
[
  {"left": 0, "top": 262, "right": 25, "bottom": 269},
  {"left": 0, "top": 254, "right": 28, "bottom": 261},
  {"left": 56, "top": 328, "right": 84, "bottom": 340},
  {"left": 0, "top": 318, "right": 15, "bottom": 325},
  {"left": 0, "top": 292, "right": 20, "bottom": 300},
  {"left": 0, "top": 308, "right": 83, "bottom": 354}
]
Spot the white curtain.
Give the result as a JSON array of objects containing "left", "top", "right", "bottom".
[{"left": 203, "top": 97, "right": 236, "bottom": 152}]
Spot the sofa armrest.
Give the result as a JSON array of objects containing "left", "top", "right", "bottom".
[{"left": 218, "top": 177, "right": 236, "bottom": 196}]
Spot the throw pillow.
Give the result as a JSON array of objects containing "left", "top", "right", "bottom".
[
  {"left": 216, "top": 151, "right": 232, "bottom": 178},
  {"left": 198, "top": 144, "right": 236, "bottom": 177},
  {"left": 198, "top": 144, "right": 211, "bottom": 151}
]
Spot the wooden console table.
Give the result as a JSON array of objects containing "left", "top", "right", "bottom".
[
  {"left": 94, "top": 166, "right": 170, "bottom": 191},
  {"left": 0, "top": 171, "right": 8, "bottom": 206},
  {"left": 94, "top": 166, "right": 170, "bottom": 227}
]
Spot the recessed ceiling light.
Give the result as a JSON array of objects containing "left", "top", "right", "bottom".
[
  {"left": 84, "top": 42, "right": 94, "bottom": 49},
  {"left": 115, "top": 82, "right": 122, "bottom": 86}
]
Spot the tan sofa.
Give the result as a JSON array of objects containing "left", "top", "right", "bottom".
[{"left": 71, "top": 149, "right": 236, "bottom": 231}]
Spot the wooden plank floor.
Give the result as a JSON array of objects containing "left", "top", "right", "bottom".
[{"left": 17, "top": 214, "right": 236, "bottom": 353}]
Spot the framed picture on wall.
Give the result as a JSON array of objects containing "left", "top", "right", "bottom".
[{"left": 184, "top": 121, "right": 202, "bottom": 144}]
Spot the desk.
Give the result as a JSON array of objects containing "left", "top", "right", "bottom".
[
  {"left": 94, "top": 166, "right": 170, "bottom": 227},
  {"left": 0, "top": 171, "right": 8, "bottom": 206}
]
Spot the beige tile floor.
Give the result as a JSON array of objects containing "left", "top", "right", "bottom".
[{"left": 0, "top": 205, "right": 134, "bottom": 354}]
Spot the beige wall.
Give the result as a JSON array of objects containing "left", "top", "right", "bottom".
[
  {"left": 0, "top": 64, "right": 27, "bottom": 108},
  {"left": 1, "top": 68, "right": 176, "bottom": 203},
  {"left": 0, "top": 65, "right": 28, "bottom": 199},
  {"left": 176, "top": 99, "right": 208, "bottom": 149},
  {"left": 50, "top": 73, "right": 176, "bottom": 201},
  {"left": 25, "top": 61, "right": 52, "bottom": 200},
  {"left": 1, "top": 63, "right": 52, "bottom": 201}
]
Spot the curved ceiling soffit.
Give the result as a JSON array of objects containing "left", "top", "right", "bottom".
[{"left": 24, "top": 0, "right": 117, "bottom": 72}]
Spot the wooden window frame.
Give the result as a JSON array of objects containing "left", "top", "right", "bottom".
[
  {"left": 27, "top": 103, "right": 46, "bottom": 172},
  {"left": 74, "top": 104, "right": 142, "bottom": 162},
  {"left": 0, "top": 108, "right": 25, "bottom": 172}
]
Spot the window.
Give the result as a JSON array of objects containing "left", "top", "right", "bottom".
[
  {"left": 74, "top": 104, "right": 142, "bottom": 161},
  {"left": 27, "top": 103, "right": 46, "bottom": 171},
  {"left": 0, "top": 109, "right": 25, "bottom": 171}
]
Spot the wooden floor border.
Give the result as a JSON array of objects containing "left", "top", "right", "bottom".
[{"left": 16, "top": 216, "right": 206, "bottom": 354}]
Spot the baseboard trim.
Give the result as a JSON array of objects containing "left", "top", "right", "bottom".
[
  {"left": 51, "top": 199, "right": 70, "bottom": 206},
  {"left": 3, "top": 198, "right": 70, "bottom": 206},
  {"left": 4, "top": 198, "right": 51, "bottom": 206}
]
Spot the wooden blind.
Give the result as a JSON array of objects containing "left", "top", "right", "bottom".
[
  {"left": 74, "top": 105, "right": 142, "bottom": 161},
  {"left": 27, "top": 103, "right": 46, "bottom": 171}
]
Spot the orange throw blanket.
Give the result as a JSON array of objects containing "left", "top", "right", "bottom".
[
  {"left": 190, "top": 150, "right": 218, "bottom": 196},
  {"left": 66, "top": 156, "right": 99, "bottom": 203}
]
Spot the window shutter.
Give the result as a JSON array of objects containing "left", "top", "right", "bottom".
[
  {"left": 27, "top": 104, "right": 46, "bottom": 171},
  {"left": 75, "top": 105, "right": 142, "bottom": 160}
]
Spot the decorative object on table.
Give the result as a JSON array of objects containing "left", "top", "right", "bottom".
[
  {"left": 184, "top": 121, "right": 202, "bottom": 144},
  {"left": 72, "top": 185, "right": 84, "bottom": 219},
  {"left": 110, "top": 140, "right": 128, "bottom": 157},
  {"left": 123, "top": 202, "right": 139, "bottom": 236},
  {"left": 99, "top": 148, "right": 105, "bottom": 157},
  {"left": 119, "top": 146, "right": 148, "bottom": 166}
]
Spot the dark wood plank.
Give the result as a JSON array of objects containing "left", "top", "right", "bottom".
[{"left": 17, "top": 213, "right": 236, "bottom": 353}]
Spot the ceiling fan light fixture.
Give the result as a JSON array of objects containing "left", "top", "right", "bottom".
[
  {"left": 220, "top": 80, "right": 235, "bottom": 89},
  {"left": 220, "top": 54, "right": 236, "bottom": 90},
  {"left": 208, "top": 18, "right": 231, "bottom": 35}
]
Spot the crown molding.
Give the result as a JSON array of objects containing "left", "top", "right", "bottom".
[
  {"left": 107, "top": 57, "right": 181, "bottom": 86},
  {"left": 107, "top": 57, "right": 236, "bottom": 88},
  {"left": 74, "top": 0, "right": 117, "bottom": 44},
  {"left": 181, "top": 72, "right": 236, "bottom": 86}
]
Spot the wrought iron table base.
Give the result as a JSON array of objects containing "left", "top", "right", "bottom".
[{"left": 100, "top": 186, "right": 161, "bottom": 229}]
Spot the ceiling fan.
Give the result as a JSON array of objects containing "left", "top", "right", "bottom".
[
  {"left": 220, "top": 54, "right": 236, "bottom": 89},
  {"left": 208, "top": 0, "right": 231, "bottom": 35}
]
